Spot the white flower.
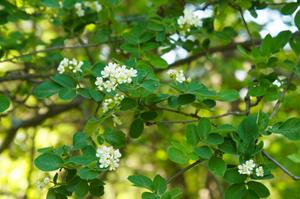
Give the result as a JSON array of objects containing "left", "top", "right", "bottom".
[
  {"left": 57, "top": 58, "right": 83, "bottom": 74},
  {"left": 167, "top": 69, "right": 190, "bottom": 83},
  {"left": 238, "top": 159, "right": 256, "bottom": 175},
  {"left": 74, "top": 3, "right": 85, "bottom": 17},
  {"left": 255, "top": 166, "right": 264, "bottom": 177},
  {"left": 177, "top": 4, "right": 203, "bottom": 31},
  {"left": 102, "top": 94, "right": 124, "bottom": 113},
  {"left": 43, "top": 177, "right": 50, "bottom": 184},
  {"left": 92, "top": 1, "right": 102, "bottom": 12},
  {"left": 95, "top": 62, "right": 137, "bottom": 92},
  {"left": 76, "top": 1, "right": 102, "bottom": 16},
  {"left": 112, "top": 114, "right": 122, "bottom": 126},
  {"left": 96, "top": 145, "right": 122, "bottom": 171}
]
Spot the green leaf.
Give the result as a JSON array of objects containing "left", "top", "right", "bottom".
[
  {"left": 270, "top": 118, "right": 300, "bottom": 140},
  {"left": 75, "top": 180, "right": 89, "bottom": 198},
  {"left": 147, "top": 54, "right": 168, "bottom": 69},
  {"left": 34, "top": 153, "right": 63, "bottom": 171},
  {"left": 218, "top": 89, "right": 240, "bottom": 102},
  {"left": 260, "top": 34, "right": 273, "bottom": 56},
  {"left": 0, "top": 94, "right": 10, "bottom": 112},
  {"left": 273, "top": 31, "right": 292, "bottom": 51},
  {"left": 78, "top": 167, "right": 99, "bottom": 180},
  {"left": 120, "top": 98, "right": 137, "bottom": 110},
  {"left": 141, "top": 111, "right": 157, "bottom": 121},
  {"left": 224, "top": 168, "right": 247, "bottom": 184},
  {"left": 51, "top": 74, "right": 77, "bottom": 88},
  {"left": 41, "top": 0, "right": 60, "bottom": 8},
  {"left": 128, "top": 175, "right": 153, "bottom": 190},
  {"left": 33, "top": 81, "right": 62, "bottom": 99},
  {"left": 287, "top": 153, "right": 300, "bottom": 163},
  {"left": 295, "top": 10, "right": 300, "bottom": 30},
  {"left": 89, "top": 179, "right": 104, "bottom": 196},
  {"left": 67, "top": 146, "right": 97, "bottom": 165},
  {"left": 73, "top": 132, "right": 88, "bottom": 150},
  {"left": 142, "top": 192, "right": 160, "bottom": 199},
  {"left": 194, "top": 146, "right": 213, "bottom": 159},
  {"left": 177, "top": 94, "right": 196, "bottom": 105},
  {"left": 224, "top": 184, "right": 247, "bottom": 199},
  {"left": 208, "top": 156, "right": 226, "bottom": 176},
  {"left": 247, "top": 181, "right": 270, "bottom": 198},
  {"left": 88, "top": 88, "right": 103, "bottom": 102},
  {"left": 129, "top": 119, "right": 144, "bottom": 138},
  {"left": 197, "top": 118, "right": 211, "bottom": 140},
  {"left": 46, "top": 189, "right": 56, "bottom": 199},
  {"left": 281, "top": 3, "right": 299, "bottom": 15},
  {"left": 167, "top": 146, "right": 188, "bottom": 164},
  {"left": 58, "top": 88, "right": 76, "bottom": 100},
  {"left": 185, "top": 124, "right": 199, "bottom": 145},
  {"left": 153, "top": 175, "right": 167, "bottom": 195},
  {"left": 205, "top": 133, "right": 224, "bottom": 145},
  {"left": 103, "top": 129, "right": 126, "bottom": 148}
]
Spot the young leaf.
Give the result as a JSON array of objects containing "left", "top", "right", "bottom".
[
  {"left": 224, "top": 183, "right": 247, "bottom": 199},
  {"left": 78, "top": 167, "right": 99, "bottom": 180},
  {"left": 197, "top": 118, "right": 211, "bottom": 140},
  {"left": 224, "top": 168, "right": 247, "bottom": 184},
  {"left": 73, "top": 132, "right": 88, "bottom": 150},
  {"left": 177, "top": 94, "right": 196, "bottom": 105},
  {"left": 50, "top": 74, "right": 77, "bottom": 88},
  {"left": 33, "top": 81, "right": 62, "bottom": 99},
  {"left": 208, "top": 156, "right": 226, "bottom": 176},
  {"left": 129, "top": 119, "right": 144, "bottom": 138},
  {"left": 194, "top": 146, "right": 213, "bottom": 159},
  {"left": 34, "top": 153, "right": 63, "bottom": 171},
  {"left": 295, "top": 10, "right": 300, "bottom": 30},
  {"left": 167, "top": 147, "right": 188, "bottom": 164},
  {"left": 103, "top": 130, "right": 126, "bottom": 148},
  {"left": 270, "top": 118, "right": 300, "bottom": 140},
  {"left": 185, "top": 124, "right": 199, "bottom": 145},
  {"left": 0, "top": 94, "right": 10, "bottom": 112},
  {"left": 152, "top": 175, "right": 167, "bottom": 195},
  {"left": 247, "top": 181, "right": 270, "bottom": 198},
  {"left": 128, "top": 175, "right": 153, "bottom": 190}
]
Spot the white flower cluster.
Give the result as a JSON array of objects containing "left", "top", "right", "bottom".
[
  {"left": 238, "top": 159, "right": 264, "bottom": 177},
  {"left": 74, "top": 1, "right": 102, "bottom": 17},
  {"left": 102, "top": 94, "right": 124, "bottom": 113},
  {"left": 177, "top": 5, "right": 202, "bottom": 32},
  {"left": 96, "top": 145, "right": 122, "bottom": 171},
  {"left": 167, "top": 69, "right": 191, "bottom": 83},
  {"left": 36, "top": 177, "right": 50, "bottom": 189},
  {"left": 57, "top": 58, "right": 83, "bottom": 74},
  {"left": 95, "top": 62, "right": 137, "bottom": 92},
  {"left": 112, "top": 113, "right": 122, "bottom": 126}
]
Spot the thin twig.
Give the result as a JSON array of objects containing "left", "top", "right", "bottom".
[
  {"left": 158, "top": 107, "right": 200, "bottom": 118},
  {"left": 269, "top": 73, "right": 294, "bottom": 120},
  {"left": 0, "top": 39, "right": 120, "bottom": 64},
  {"left": 238, "top": 8, "right": 254, "bottom": 44},
  {"left": 166, "top": 159, "right": 203, "bottom": 184},
  {"left": 262, "top": 150, "right": 300, "bottom": 181}
]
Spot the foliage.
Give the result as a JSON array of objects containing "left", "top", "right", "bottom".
[{"left": 1, "top": 0, "right": 300, "bottom": 198}]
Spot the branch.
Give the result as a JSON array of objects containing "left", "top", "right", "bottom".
[
  {"left": 158, "top": 107, "right": 200, "bottom": 119},
  {"left": 166, "top": 159, "right": 203, "bottom": 184},
  {"left": 0, "top": 38, "right": 120, "bottom": 64},
  {"left": 0, "top": 73, "right": 49, "bottom": 83},
  {"left": 166, "top": 39, "right": 260, "bottom": 69},
  {"left": 146, "top": 110, "right": 245, "bottom": 126},
  {"left": 0, "top": 99, "right": 82, "bottom": 154},
  {"left": 262, "top": 150, "right": 300, "bottom": 181}
]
